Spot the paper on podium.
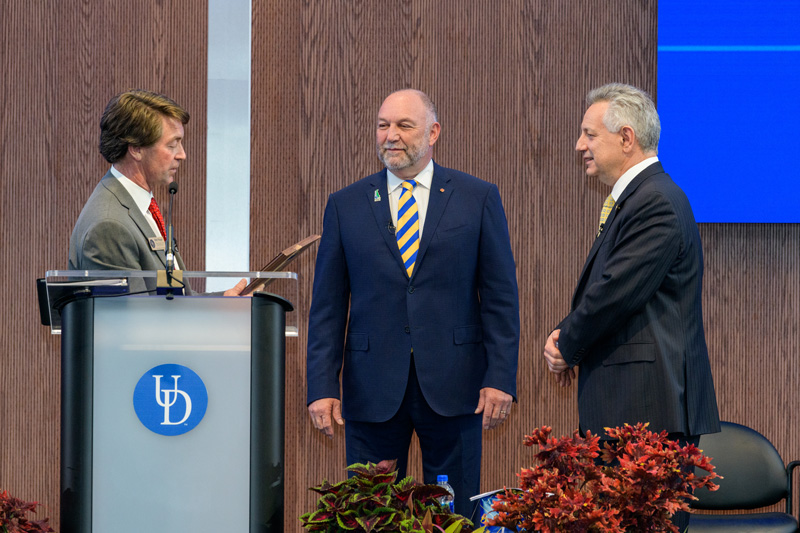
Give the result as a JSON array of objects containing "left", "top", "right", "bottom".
[{"left": 241, "top": 234, "right": 320, "bottom": 296}]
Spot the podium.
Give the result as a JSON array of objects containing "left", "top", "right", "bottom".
[{"left": 42, "top": 270, "right": 297, "bottom": 533}]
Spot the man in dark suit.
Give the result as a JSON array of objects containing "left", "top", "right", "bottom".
[
  {"left": 307, "top": 89, "right": 520, "bottom": 515},
  {"left": 543, "top": 83, "right": 720, "bottom": 529},
  {"left": 69, "top": 90, "right": 245, "bottom": 296}
]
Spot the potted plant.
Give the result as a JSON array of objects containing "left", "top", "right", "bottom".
[
  {"left": 479, "top": 423, "right": 719, "bottom": 532},
  {"left": 0, "top": 489, "right": 54, "bottom": 533},
  {"left": 300, "top": 459, "right": 473, "bottom": 532}
]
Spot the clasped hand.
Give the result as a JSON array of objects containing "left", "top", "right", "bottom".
[{"left": 543, "top": 329, "right": 575, "bottom": 387}]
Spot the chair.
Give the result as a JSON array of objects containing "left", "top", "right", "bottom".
[{"left": 688, "top": 421, "right": 799, "bottom": 532}]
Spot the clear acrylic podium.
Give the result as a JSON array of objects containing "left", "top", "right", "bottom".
[{"left": 43, "top": 270, "right": 297, "bottom": 533}]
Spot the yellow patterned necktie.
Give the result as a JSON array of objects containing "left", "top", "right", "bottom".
[
  {"left": 598, "top": 194, "right": 615, "bottom": 236},
  {"left": 396, "top": 180, "right": 420, "bottom": 276}
]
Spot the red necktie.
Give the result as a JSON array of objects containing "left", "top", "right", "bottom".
[{"left": 149, "top": 197, "right": 166, "bottom": 239}]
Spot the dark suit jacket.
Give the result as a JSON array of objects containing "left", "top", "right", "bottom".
[
  {"left": 557, "top": 162, "right": 720, "bottom": 437},
  {"left": 306, "top": 163, "right": 520, "bottom": 422},
  {"left": 68, "top": 171, "right": 188, "bottom": 294}
]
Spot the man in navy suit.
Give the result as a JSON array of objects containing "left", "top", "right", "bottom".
[
  {"left": 543, "top": 83, "right": 720, "bottom": 529},
  {"left": 306, "top": 89, "right": 520, "bottom": 515}
]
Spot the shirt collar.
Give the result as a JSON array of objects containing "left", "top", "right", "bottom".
[
  {"left": 110, "top": 165, "right": 154, "bottom": 214},
  {"left": 611, "top": 156, "right": 659, "bottom": 201},
  {"left": 387, "top": 159, "right": 435, "bottom": 193}
]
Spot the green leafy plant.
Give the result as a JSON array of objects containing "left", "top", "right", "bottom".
[
  {"left": 300, "top": 459, "right": 473, "bottom": 532},
  {"left": 482, "top": 423, "right": 720, "bottom": 532},
  {"left": 0, "top": 489, "right": 54, "bottom": 533}
]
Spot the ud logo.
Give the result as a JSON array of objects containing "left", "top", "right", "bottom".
[
  {"left": 154, "top": 375, "right": 193, "bottom": 425},
  {"left": 133, "top": 364, "right": 208, "bottom": 436}
]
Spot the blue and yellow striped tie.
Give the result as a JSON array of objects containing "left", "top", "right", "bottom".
[{"left": 397, "top": 180, "right": 420, "bottom": 276}]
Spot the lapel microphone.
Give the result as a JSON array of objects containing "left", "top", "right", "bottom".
[
  {"left": 597, "top": 223, "right": 605, "bottom": 238},
  {"left": 597, "top": 203, "right": 622, "bottom": 238}
]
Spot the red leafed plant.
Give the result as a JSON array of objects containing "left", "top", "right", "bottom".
[
  {"left": 486, "top": 423, "right": 720, "bottom": 532},
  {"left": 0, "top": 490, "right": 54, "bottom": 533},
  {"left": 300, "top": 459, "right": 472, "bottom": 532}
]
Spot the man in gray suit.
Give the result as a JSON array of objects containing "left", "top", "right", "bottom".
[
  {"left": 543, "top": 83, "right": 720, "bottom": 528},
  {"left": 69, "top": 90, "right": 245, "bottom": 295}
]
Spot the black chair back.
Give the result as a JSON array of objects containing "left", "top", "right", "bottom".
[{"left": 693, "top": 421, "right": 789, "bottom": 510}]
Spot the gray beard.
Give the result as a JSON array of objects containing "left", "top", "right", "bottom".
[{"left": 376, "top": 144, "right": 424, "bottom": 172}]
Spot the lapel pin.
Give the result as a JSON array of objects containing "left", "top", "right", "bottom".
[
  {"left": 439, "top": 188, "right": 444, "bottom": 193},
  {"left": 374, "top": 189, "right": 381, "bottom": 202}
]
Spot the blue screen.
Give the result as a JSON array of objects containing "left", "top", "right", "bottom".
[{"left": 658, "top": 1, "right": 800, "bottom": 222}]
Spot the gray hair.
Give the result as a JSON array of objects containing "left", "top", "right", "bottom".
[
  {"left": 386, "top": 89, "right": 439, "bottom": 128},
  {"left": 586, "top": 83, "right": 660, "bottom": 154}
]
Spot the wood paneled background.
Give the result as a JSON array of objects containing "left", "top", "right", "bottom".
[{"left": 2, "top": 1, "right": 797, "bottom": 531}]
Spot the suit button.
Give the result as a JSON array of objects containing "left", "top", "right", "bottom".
[
  {"left": 405, "top": 326, "right": 410, "bottom": 333},
  {"left": 408, "top": 285, "right": 415, "bottom": 294}
]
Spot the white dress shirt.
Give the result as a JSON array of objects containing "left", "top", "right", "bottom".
[
  {"left": 109, "top": 165, "right": 162, "bottom": 238},
  {"left": 611, "top": 156, "right": 660, "bottom": 201}
]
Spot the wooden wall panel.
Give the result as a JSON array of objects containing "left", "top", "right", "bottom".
[
  {"left": 3, "top": 0, "right": 799, "bottom": 531},
  {"left": 249, "top": 1, "right": 750, "bottom": 529},
  {"left": 1, "top": 1, "right": 208, "bottom": 530},
  {"left": 251, "top": 1, "right": 799, "bottom": 528},
  {"left": 700, "top": 223, "right": 800, "bottom": 514}
]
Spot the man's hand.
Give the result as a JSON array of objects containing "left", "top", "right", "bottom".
[
  {"left": 308, "top": 397, "right": 344, "bottom": 438},
  {"left": 475, "top": 387, "right": 513, "bottom": 430},
  {"left": 223, "top": 278, "right": 248, "bottom": 296},
  {"left": 543, "top": 329, "right": 575, "bottom": 387},
  {"left": 555, "top": 367, "right": 576, "bottom": 387}
]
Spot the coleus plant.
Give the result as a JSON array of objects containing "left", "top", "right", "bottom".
[
  {"left": 300, "top": 459, "right": 473, "bottom": 532},
  {"left": 483, "top": 423, "right": 720, "bottom": 533},
  {"left": 0, "top": 490, "right": 54, "bottom": 533}
]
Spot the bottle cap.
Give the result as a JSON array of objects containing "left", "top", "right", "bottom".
[{"left": 437, "top": 474, "right": 448, "bottom": 483}]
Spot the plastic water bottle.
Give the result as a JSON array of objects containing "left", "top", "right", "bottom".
[{"left": 436, "top": 474, "right": 455, "bottom": 513}]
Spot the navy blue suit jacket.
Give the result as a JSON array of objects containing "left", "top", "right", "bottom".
[
  {"left": 557, "top": 162, "right": 720, "bottom": 438},
  {"left": 307, "top": 163, "right": 520, "bottom": 422}
]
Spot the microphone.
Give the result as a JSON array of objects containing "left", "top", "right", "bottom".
[
  {"left": 596, "top": 223, "right": 605, "bottom": 238},
  {"left": 387, "top": 221, "right": 396, "bottom": 234},
  {"left": 166, "top": 182, "right": 178, "bottom": 285},
  {"left": 156, "top": 182, "right": 185, "bottom": 297}
]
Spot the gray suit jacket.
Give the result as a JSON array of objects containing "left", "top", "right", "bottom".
[
  {"left": 68, "top": 171, "right": 188, "bottom": 294},
  {"left": 557, "top": 162, "right": 720, "bottom": 438}
]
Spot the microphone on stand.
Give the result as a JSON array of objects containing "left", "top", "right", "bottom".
[
  {"left": 166, "top": 182, "right": 178, "bottom": 293},
  {"left": 156, "top": 182, "right": 184, "bottom": 298}
]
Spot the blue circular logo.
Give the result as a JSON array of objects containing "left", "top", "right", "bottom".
[{"left": 133, "top": 364, "right": 208, "bottom": 436}]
